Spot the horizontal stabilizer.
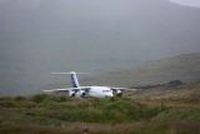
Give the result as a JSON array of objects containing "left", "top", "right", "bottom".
[{"left": 51, "top": 72, "right": 89, "bottom": 75}]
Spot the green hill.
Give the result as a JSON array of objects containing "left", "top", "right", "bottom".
[
  {"left": 127, "top": 81, "right": 200, "bottom": 103},
  {"left": 82, "top": 53, "right": 200, "bottom": 87}
]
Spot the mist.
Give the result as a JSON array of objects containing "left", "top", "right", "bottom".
[
  {"left": 0, "top": 0, "right": 200, "bottom": 95},
  {"left": 170, "top": 0, "right": 200, "bottom": 8}
]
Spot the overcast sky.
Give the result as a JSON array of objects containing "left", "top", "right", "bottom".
[
  {"left": 0, "top": 0, "right": 200, "bottom": 94},
  {"left": 170, "top": 0, "right": 200, "bottom": 8}
]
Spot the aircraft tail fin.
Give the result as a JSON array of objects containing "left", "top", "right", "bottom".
[{"left": 51, "top": 71, "right": 88, "bottom": 88}]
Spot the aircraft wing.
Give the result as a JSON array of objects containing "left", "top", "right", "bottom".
[
  {"left": 43, "top": 86, "right": 91, "bottom": 93},
  {"left": 43, "top": 88, "right": 70, "bottom": 93},
  {"left": 111, "top": 87, "right": 137, "bottom": 95},
  {"left": 111, "top": 87, "right": 129, "bottom": 91}
]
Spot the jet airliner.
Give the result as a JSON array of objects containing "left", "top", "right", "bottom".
[{"left": 43, "top": 71, "right": 130, "bottom": 98}]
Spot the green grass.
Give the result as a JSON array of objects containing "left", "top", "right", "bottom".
[{"left": 0, "top": 95, "right": 199, "bottom": 134}]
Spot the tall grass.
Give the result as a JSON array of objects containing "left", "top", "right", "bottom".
[{"left": 0, "top": 95, "right": 199, "bottom": 134}]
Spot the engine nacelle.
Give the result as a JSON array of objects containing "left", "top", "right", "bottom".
[
  {"left": 81, "top": 92, "right": 87, "bottom": 98},
  {"left": 112, "top": 89, "right": 123, "bottom": 97},
  {"left": 69, "top": 90, "right": 87, "bottom": 98},
  {"left": 69, "top": 90, "right": 76, "bottom": 97},
  {"left": 116, "top": 90, "right": 123, "bottom": 97},
  {"left": 78, "top": 90, "right": 87, "bottom": 98}
]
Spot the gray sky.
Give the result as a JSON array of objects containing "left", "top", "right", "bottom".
[
  {"left": 0, "top": 0, "right": 200, "bottom": 94},
  {"left": 170, "top": 0, "right": 200, "bottom": 8}
]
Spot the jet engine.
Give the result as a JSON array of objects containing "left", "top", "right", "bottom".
[
  {"left": 112, "top": 89, "right": 123, "bottom": 97},
  {"left": 69, "top": 88, "right": 90, "bottom": 98},
  {"left": 69, "top": 90, "right": 76, "bottom": 97},
  {"left": 69, "top": 89, "right": 80, "bottom": 97},
  {"left": 80, "top": 91, "right": 87, "bottom": 98},
  {"left": 78, "top": 88, "right": 90, "bottom": 98},
  {"left": 70, "top": 90, "right": 86, "bottom": 98}
]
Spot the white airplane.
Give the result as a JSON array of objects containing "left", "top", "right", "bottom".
[{"left": 43, "top": 71, "right": 129, "bottom": 98}]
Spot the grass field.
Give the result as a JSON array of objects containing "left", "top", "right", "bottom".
[{"left": 0, "top": 94, "right": 199, "bottom": 134}]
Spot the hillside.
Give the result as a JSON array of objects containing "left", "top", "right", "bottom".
[
  {"left": 82, "top": 53, "right": 200, "bottom": 87},
  {"left": 127, "top": 81, "right": 200, "bottom": 103}
]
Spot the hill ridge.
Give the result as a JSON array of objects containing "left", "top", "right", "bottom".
[{"left": 83, "top": 52, "right": 200, "bottom": 87}]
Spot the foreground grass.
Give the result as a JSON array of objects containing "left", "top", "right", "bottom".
[
  {"left": 1, "top": 121, "right": 199, "bottom": 134},
  {"left": 0, "top": 95, "right": 199, "bottom": 134}
]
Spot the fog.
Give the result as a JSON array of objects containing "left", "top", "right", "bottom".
[
  {"left": 0, "top": 0, "right": 200, "bottom": 95},
  {"left": 170, "top": 0, "right": 200, "bottom": 8}
]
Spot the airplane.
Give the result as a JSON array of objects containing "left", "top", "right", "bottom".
[{"left": 43, "top": 71, "right": 130, "bottom": 98}]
